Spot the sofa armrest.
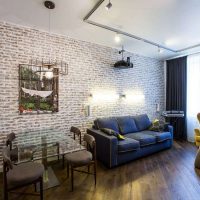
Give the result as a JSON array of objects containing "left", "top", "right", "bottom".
[
  {"left": 165, "top": 125, "right": 174, "bottom": 140},
  {"left": 87, "top": 128, "right": 118, "bottom": 168}
]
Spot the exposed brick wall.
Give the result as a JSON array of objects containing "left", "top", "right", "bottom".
[{"left": 0, "top": 21, "right": 164, "bottom": 164}]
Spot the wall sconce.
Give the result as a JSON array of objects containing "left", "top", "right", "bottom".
[{"left": 119, "top": 94, "right": 126, "bottom": 99}]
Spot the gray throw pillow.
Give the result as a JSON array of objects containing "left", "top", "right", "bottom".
[{"left": 100, "top": 128, "right": 125, "bottom": 140}]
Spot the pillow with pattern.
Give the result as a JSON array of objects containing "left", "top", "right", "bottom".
[{"left": 149, "top": 119, "right": 168, "bottom": 132}]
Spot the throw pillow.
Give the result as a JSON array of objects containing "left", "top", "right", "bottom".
[
  {"left": 100, "top": 128, "right": 125, "bottom": 140},
  {"left": 149, "top": 119, "right": 167, "bottom": 132}
]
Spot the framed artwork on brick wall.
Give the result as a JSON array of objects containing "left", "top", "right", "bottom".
[{"left": 19, "top": 64, "right": 59, "bottom": 114}]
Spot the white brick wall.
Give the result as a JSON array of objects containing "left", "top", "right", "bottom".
[{"left": 0, "top": 21, "right": 164, "bottom": 164}]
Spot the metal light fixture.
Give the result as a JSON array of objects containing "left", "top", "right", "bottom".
[
  {"left": 45, "top": 69, "right": 54, "bottom": 79},
  {"left": 105, "top": 0, "right": 112, "bottom": 10},
  {"left": 29, "top": 1, "right": 68, "bottom": 78}
]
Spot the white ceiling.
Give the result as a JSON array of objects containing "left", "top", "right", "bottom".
[{"left": 0, "top": 0, "right": 200, "bottom": 60}]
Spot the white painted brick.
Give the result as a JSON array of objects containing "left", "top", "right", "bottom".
[{"left": 0, "top": 21, "right": 165, "bottom": 165}]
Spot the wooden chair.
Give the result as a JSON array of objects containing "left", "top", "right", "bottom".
[
  {"left": 6, "top": 132, "right": 34, "bottom": 161},
  {"left": 65, "top": 133, "right": 97, "bottom": 191},
  {"left": 195, "top": 113, "right": 200, "bottom": 147},
  {"left": 2, "top": 147, "right": 44, "bottom": 200},
  {"left": 62, "top": 126, "right": 82, "bottom": 168},
  {"left": 6, "top": 133, "right": 18, "bottom": 162}
]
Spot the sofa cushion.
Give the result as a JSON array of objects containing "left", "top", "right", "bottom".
[
  {"left": 142, "top": 130, "right": 172, "bottom": 142},
  {"left": 94, "top": 117, "right": 119, "bottom": 133},
  {"left": 126, "top": 132, "right": 156, "bottom": 147},
  {"left": 116, "top": 116, "right": 138, "bottom": 135},
  {"left": 118, "top": 138, "right": 140, "bottom": 153},
  {"left": 132, "top": 114, "right": 152, "bottom": 131}
]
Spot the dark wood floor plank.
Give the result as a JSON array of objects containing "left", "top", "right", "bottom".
[{"left": 1, "top": 141, "right": 200, "bottom": 200}]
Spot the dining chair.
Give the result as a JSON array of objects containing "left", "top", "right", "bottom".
[
  {"left": 2, "top": 147, "right": 44, "bottom": 200},
  {"left": 6, "top": 132, "right": 34, "bottom": 161},
  {"left": 194, "top": 113, "right": 200, "bottom": 147},
  {"left": 6, "top": 132, "right": 18, "bottom": 162},
  {"left": 65, "top": 132, "right": 97, "bottom": 191},
  {"left": 62, "top": 126, "right": 82, "bottom": 168}
]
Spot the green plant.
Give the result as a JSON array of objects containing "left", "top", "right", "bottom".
[
  {"left": 22, "top": 102, "right": 36, "bottom": 110},
  {"left": 40, "top": 102, "right": 52, "bottom": 110}
]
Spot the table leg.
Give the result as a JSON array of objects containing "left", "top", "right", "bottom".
[{"left": 42, "top": 143, "right": 49, "bottom": 183}]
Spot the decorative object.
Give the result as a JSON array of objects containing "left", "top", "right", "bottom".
[
  {"left": 19, "top": 64, "right": 59, "bottom": 114},
  {"left": 156, "top": 102, "right": 160, "bottom": 112},
  {"left": 84, "top": 105, "right": 91, "bottom": 117}
]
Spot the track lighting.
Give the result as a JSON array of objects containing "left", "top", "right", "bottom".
[{"left": 105, "top": 0, "right": 112, "bottom": 10}]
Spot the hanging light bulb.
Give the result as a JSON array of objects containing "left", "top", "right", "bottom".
[
  {"left": 115, "top": 33, "right": 121, "bottom": 43},
  {"left": 45, "top": 68, "right": 53, "bottom": 79},
  {"left": 105, "top": 0, "right": 112, "bottom": 10}
]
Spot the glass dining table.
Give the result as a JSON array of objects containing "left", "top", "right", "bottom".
[{"left": 12, "top": 128, "right": 85, "bottom": 190}]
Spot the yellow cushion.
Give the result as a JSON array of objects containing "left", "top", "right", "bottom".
[
  {"left": 117, "top": 134, "right": 125, "bottom": 140},
  {"left": 195, "top": 136, "right": 200, "bottom": 141},
  {"left": 195, "top": 129, "right": 200, "bottom": 136}
]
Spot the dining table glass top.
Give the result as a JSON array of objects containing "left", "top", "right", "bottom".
[{"left": 12, "top": 128, "right": 85, "bottom": 164}]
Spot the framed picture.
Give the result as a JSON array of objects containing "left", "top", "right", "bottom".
[{"left": 19, "top": 64, "right": 59, "bottom": 114}]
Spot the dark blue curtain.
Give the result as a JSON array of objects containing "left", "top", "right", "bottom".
[{"left": 166, "top": 56, "right": 187, "bottom": 140}]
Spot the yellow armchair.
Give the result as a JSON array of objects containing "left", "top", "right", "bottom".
[
  {"left": 194, "top": 113, "right": 200, "bottom": 147},
  {"left": 195, "top": 129, "right": 200, "bottom": 147}
]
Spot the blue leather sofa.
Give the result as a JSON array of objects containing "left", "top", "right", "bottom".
[{"left": 87, "top": 114, "right": 173, "bottom": 168}]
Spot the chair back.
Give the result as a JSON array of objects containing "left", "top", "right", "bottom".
[
  {"left": 70, "top": 126, "right": 81, "bottom": 144},
  {"left": 197, "top": 113, "right": 200, "bottom": 123},
  {"left": 6, "top": 132, "right": 16, "bottom": 150},
  {"left": 84, "top": 134, "right": 96, "bottom": 160},
  {"left": 2, "top": 147, "right": 13, "bottom": 171}
]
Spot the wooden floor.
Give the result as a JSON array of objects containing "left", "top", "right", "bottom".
[{"left": 1, "top": 141, "right": 200, "bottom": 200}]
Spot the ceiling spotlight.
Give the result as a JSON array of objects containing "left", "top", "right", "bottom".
[
  {"left": 105, "top": 0, "right": 112, "bottom": 10},
  {"left": 115, "top": 33, "right": 121, "bottom": 43}
]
